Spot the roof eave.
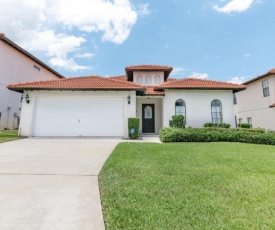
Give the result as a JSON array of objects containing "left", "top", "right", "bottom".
[
  {"left": 243, "top": 72, "right": 275, "bottom": 85},
  {"left": 8, "top": 87, "right": 145, "bottom": 93},
  {"left": 154, "top": 87, "right": 246, "bottom": 91}
]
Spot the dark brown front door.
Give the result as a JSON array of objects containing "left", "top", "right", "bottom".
[{"left": 142, "top": 104, "right": 155, "bottom": 133}]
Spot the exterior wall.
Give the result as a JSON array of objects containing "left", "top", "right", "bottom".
[
  {"left": 234, "top": 75, "right": 275, "bottom": 130},
  {"left": 19, "top": 90, "right": 136, "bottom": 138},
  {"left": 136, "top": 97, "right": 163, "bottom": 134},
  {"left": 133, "top": 71, "right": 164, "bottom": 85},
  {"left": 0, "top": 41, "right": 61, "bottom": 130},
  {"left": 163, "top": 90, "right": 235, "bottom": 128}
]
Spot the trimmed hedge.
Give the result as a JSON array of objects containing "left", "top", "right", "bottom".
[
  {"left": 204, "top": 127, "right": 265, "bottom": 134},
  {"left": 160, "top": 127, "right": 275, "bottom": 145},
  {"left": 128, "top": 117, "right": 140, "bottom": 139},
  {"left": 204, "top": 122, "right": 231, "bottom": 128},
  {"left": 238, "top": 123, "right": 251, "bottom": 128}
]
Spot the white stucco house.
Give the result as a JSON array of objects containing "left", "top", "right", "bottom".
[
  {"left": 8, "top": 64, "right": 246, "bottom": 137},
  {"left": 0, "top": 33, "right": 63, "bottom": 130},
  {"left": 234, "top": 68, "right": 275, "bottom": 130}
]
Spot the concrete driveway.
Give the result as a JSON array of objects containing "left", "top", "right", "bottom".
[{"left": 0, "top": 138, "right": 121, "bottom": 230}]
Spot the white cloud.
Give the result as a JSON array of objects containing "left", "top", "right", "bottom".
[
  {"left": 213, "top": 0, "right": 254, "bottom": 13},
  {"left": 75, "top": 53, "right": 94, "bottom": 58},
  {"left": 170, "top": 67, "right": 189, "bottom": 76},
  {"left": 243, "top": 53, "right": 251, "bottom": 58},
  {"left": 48, "top": 0, "right": 138, "bottom": 44},
  {"left": 171, "top": 67, "right": 209, "bottom": 79},
  {"left": 138, "top": 3, "right": 151, "bottom": 16},
  {"left": 0, "top": 0, "right": 144, "bottom": 72},
  {"left": 49, "top": 57, "right": 92, "bottom": 72},
  {"left": 227, "top": 76, "right": 248, "bottom": 84},
  {"left": 189, "top": 72, "right": 209, "bottom": 79}
]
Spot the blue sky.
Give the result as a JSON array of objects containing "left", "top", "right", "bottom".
[{"left": 0, "top": 0, "right": 273, "bottom": 83}]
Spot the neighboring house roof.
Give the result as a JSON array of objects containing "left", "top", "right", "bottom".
[
  {"left": 7, "top": 76, "right": 145, "bottom": 93},
  {"left": 243, "top": 68, "right": 275, "bottom": 85},
  {"left": 155, "top": 78, "right": 246, "bottom": 91},
  {"left": 0, "top": 33, "right": 64, "bottom": 78},
  {"left": 125, "top": 64, "right": 173, "bottom": 81}
]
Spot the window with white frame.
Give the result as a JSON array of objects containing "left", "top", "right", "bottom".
[
  {"left": 247, "top": 117, "right": 252, "bottom": 128},
  {"left": 262, "top": 80, "right": 270, "bottom": 97},
  {"left": 175, "top": 99, "right": 186, "bottom": 117},
  {"left": 211, "top": 100, "right": 222, "bottom": 124}
]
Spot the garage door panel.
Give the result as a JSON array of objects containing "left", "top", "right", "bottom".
[{"left": 33, "top": 97, "right": 124, "bottom": 137}]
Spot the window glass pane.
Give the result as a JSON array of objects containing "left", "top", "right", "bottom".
[
  {"left": 144, "top": 106, "right": 152, "bottom": 119},
  {"left": 262, "top": 80, "right": 270, "bottom": 97},
  {"left": 211, "top": 100, "right": 222, "bottom": 124},
  {"left": 175, "top": 100, "right": 186, "bottom": 116}
]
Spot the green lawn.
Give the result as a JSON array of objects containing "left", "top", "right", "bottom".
[
  {"left": 0, "top": 130, "right": 20, "bottom": 143},
  {"left": 99, "top": 142, "right": 275, "bottom": 229}
]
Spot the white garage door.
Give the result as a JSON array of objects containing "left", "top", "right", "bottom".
[{"left": 33, "top": 97, "right": 124, "bottom": 137}]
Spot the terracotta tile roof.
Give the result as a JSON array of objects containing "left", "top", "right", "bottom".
[
  {"left": 154, "top": 78, "right": 246, "bottom": 91},
  {"left": 0, "top": 33, "right": 64, "bottom": 78},
  {"left": 125, "top": 64, "right": 173, "bottom": 71},
  {"left": 244, "top": 68, "right": 275, "bottom": 85},
  {"left": 269, "top": 103, "right": 275, "bottom": 108},
  {"left": 8, "top": 76, "right": 145, "bottom": 93},
  {"left": 144, "top": 87, "right": 165, "bottom": 96},
  {"left": 166, "top": 78, "right": 177, "bottom": 82},
  {"left": 125, "top": 64, "right": 173, "bottom": 81},
  {"left": 109, "top": 75, "right": 127, "bottom": 81}
]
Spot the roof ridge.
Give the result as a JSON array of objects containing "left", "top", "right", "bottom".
[{"left": 125, "top": 64, "right": 173, "bottom": 69}]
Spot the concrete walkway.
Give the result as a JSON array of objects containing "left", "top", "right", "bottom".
[{"left": 0, "top": 138, "right": 121, "bottom": 230}]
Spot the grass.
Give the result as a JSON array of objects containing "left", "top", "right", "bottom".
[
  {"left": 0, "top": 130, "right": 20, "bottom": 143},
  {"left": 99, "top": 142, "right": 275, "bottom": 229}
]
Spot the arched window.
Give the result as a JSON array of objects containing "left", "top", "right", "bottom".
[
  {"left": 137, "top": 75, "right": 143, "bottom": 84},
  {"left": 155, "top": 75, "right": 161, "bottom": 84},
  {"left": 211, "top": 100, "right": 222, "bottom": 124},
  {"left": 175, "top": 99, "right": 186, "bottom": 117},
  {"left": 145, "top": 75, "right": 152, "bottom": 85}
]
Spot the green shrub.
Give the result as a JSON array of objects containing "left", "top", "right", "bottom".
[
  {"left": 171, "top": 115, "right": 185, "bottom": 128},
  {"left": 159, "top": 127, "right": 275, "bottom": 145},
  {"left": 203, "top": 122, "right": 231, "bottom": 128},
  {"left": 236, "top": 128, "right": 265, "bottom": 133},
  {"left": 238, "top": 123, "right": 251, "bottom": 128},
  {"left": 128, "top": 117, "right": 140, "bottom": 139},
  {"left": 169, "top": 120, "right": 173, "bottom": 127}
]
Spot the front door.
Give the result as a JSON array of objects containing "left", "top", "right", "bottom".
[{"left": 142, "top": 104, "right": 155, "bottom": 133}]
